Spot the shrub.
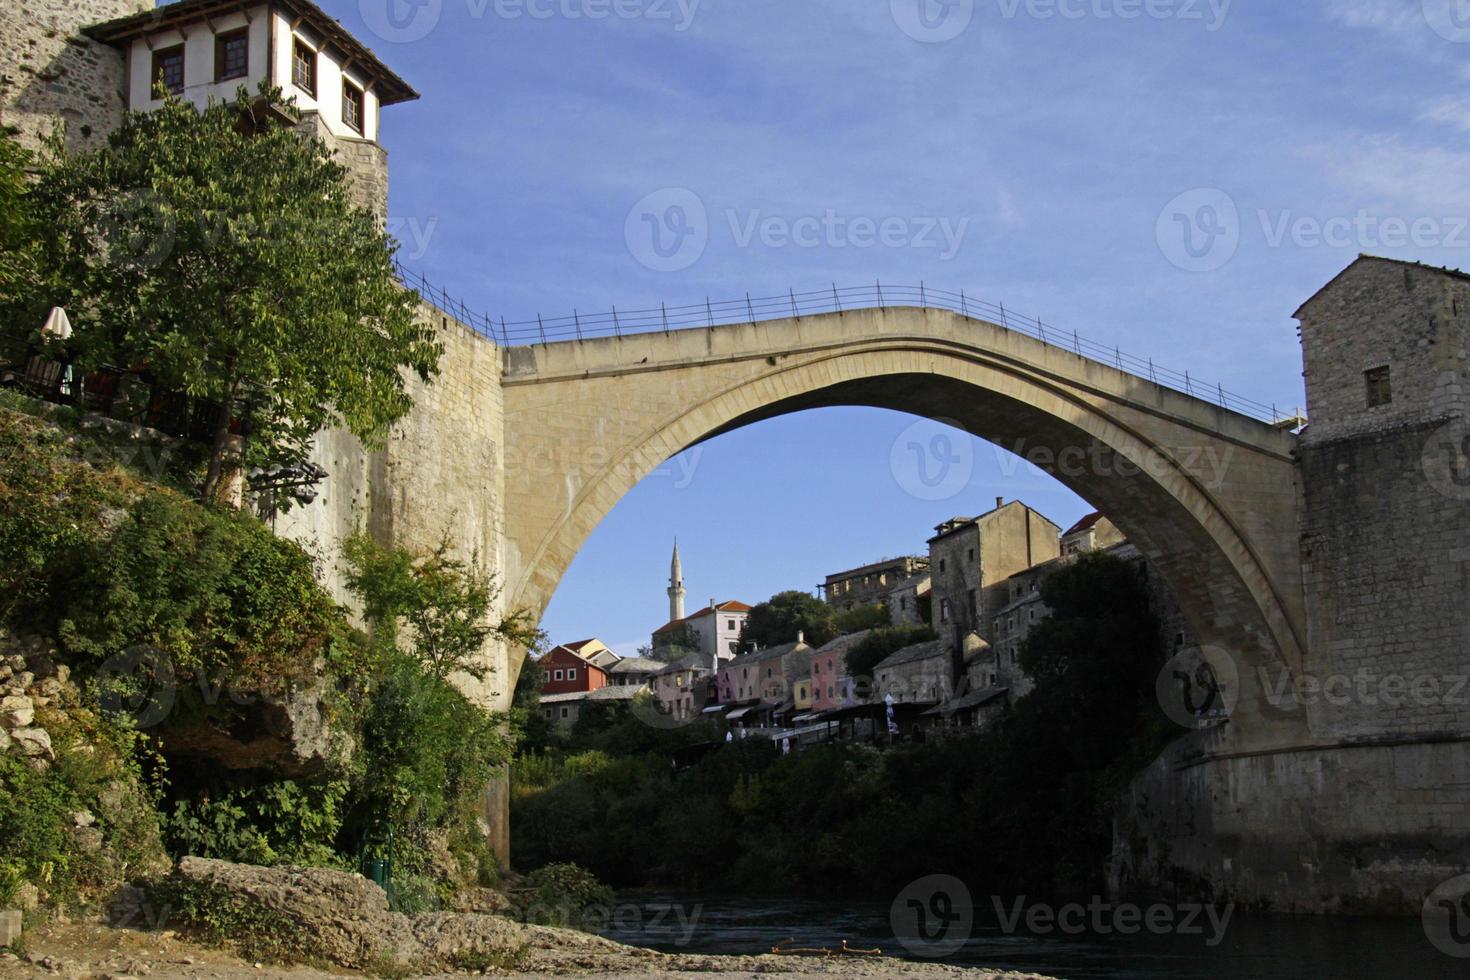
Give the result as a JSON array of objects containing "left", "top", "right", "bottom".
[
  {"left": 164, "top": 779, "right": 349, "bottom": 870},
  {"left": 60, "top": 492, "right": 340, "bottom": 686},
  {"left": 521, "top": 863, "right": 614, "bottom": 932}
]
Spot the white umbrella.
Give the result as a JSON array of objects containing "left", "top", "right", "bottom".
[{"left": 40, "top": 307, "right": 73, "bottom": 342}]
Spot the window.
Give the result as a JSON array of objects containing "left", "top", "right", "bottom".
[
  {"left": 567, "top": 668, "right": 576, "bottom": 681},
  {"left": 560, "top": 707, "right": 569, "bottom": 719},
  {"left": 968, "top": 548, "right": 975, "bottom": 562},
  {"left": 292, "top": 38, "right": 316, "bottom": 96},
  {"left": 153, "top": 46, "right": 185, "bottom": 95},
  {"left": 215, "top": 29, "right": 249, "bottom": 82},
  {"left": 553, "top": 669, "right": 563, "bottom": 681},
  {"left": 342, "top": 80, "right": 365, "bottom": 133},
  {"left": 543, "top": 708, "right": 552, "bottom": 719},
  {"left": 1365, "top": 365, "right": 1392, "bottom": 408},
  {"left": 727, "top": 619, "right": 735, "bottom": 630},
  {"left": 939, "top": 559, "right": 946, "bottom": 574},
  {"left": 940, "top": 598, "right": 951, "bottom": 623}
]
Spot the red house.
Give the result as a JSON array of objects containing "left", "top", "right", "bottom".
[{"left": 539, "top": 639, "right": 612, "bottom": 696}]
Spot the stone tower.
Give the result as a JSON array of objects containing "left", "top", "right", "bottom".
[
  {"left": 1294, "top": 254, "right": 1470, "bottom": 743},
  {"left": 0, "top": 0, "right": 152, "bottom": 155},
  {"left": 667, "top": 540, "right": 686, "bottom": 623}
]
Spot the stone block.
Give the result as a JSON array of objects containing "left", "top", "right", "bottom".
[
  {"left": 0, "top": 695, "right": 33, "bottom": 729},
  {"left": 0, "top": 909, "right": 19, "bottom": 949}
]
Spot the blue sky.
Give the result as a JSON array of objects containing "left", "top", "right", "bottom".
[{"left": 328, "top": 0, "right": 1468, "bottom": 655}]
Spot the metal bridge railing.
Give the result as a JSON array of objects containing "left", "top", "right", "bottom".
[{"left": 395, "top": 264, "right": 1301, "bottom": 427}]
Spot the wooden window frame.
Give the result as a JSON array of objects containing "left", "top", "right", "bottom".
[
  {"left": 291, "top": 37, "right": 317, "bottom": 97},
  {"left": 215, "top": 29, "right": 249, "bottom": 82},
  {"left": 153, "top": 45, "right": 186, "bottom": 96},
  {"left": 342, "top": 80, "right": 365, "bottom": 134}
]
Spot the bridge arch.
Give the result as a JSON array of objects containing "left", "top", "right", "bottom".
[{"left": 502, "top": 306, "right": 1305, "bottom": 743}]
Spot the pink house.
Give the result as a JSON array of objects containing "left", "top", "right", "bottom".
[{"left": 809, "top": 631, "right": 871, "bottom": 712}]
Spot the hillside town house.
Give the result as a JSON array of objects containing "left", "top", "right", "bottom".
[
  {"left": 81, "top": 0, "right": 418, "bottom": 223},
  {"left": 927, "top": 499, "right": 1061, "bottom": 647},
  {"left": 537, "top": 639, "right": 649, "bottom": 730}
]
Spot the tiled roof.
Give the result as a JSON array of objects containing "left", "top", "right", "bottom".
[
  {"left": 924, "top": 686, "right": 1009, "bottom": 716},
  {"left": 1063, "top": 512, "right": 1104, "bottom": 537},
  {"left": 539, "top": 686, "right": 643, "bottom": 705},
  {"left": 813, "top": 631, "right": 873, "bottom": 656},
  {"left": 874, "top": 639, "right": 950, "bottom": 671},
  {"left": 724, "top": 640, "right": 809, "bottom": 670},
  {"left": 608, "top": 657, "right": 663, "bottom": 674},
  {"left": 84, "top": 0, "right": 419, "bottom": 105}
]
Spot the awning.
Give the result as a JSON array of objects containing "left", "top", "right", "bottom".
[
  {"left": 725, "top": 705, "right": 759, "bottom": 720},
  {"left": 701, "top": 704, "right": 728, "bottom": 715}
]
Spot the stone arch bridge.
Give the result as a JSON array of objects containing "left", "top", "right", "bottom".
[{"left": 499, "top": 303, "right": 1304, "bottom": 746}]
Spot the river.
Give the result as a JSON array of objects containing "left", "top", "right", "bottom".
[{"left": 600, "top": 892, "right": 1465, "bottom": 979}]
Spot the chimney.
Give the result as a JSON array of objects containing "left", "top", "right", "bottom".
[
  {"left": 709, "top": 597, "right": 717, "bottom": 610},
  {"left": 996, "top": 496, "right": 1004, "bottom": 510},
  {"left": 797, "top": 630, "right": 805, "bottom": 645}
]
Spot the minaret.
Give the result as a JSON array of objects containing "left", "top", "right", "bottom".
[{"left": 668, "top": 540, "right": 687, "bottom": 622}]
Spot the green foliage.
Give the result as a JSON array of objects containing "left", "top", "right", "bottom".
[
  {"left": 35, "top": 83, "right": 440, "bottom": 501},
  {"left": 0, "top": 701, "right": 166, "bottom": 909},
  {"left": 0, "top": 754, "right": 87, "bottom": 907},
  {"left": 521, "top": 863, "right": 614, "bottom": 931},
  {"left": 164, "top": 780, "right": 349, "bottom": 870},
  {"left": 0, "top": 409, "right": 130, "bottom": 625},
  {"left": 358, "top": 651, "right": 512, "bottom": 833},
  {"left": 834, "top": 603, "right": 890, "bottom": 634},
  {"left": 61, "top": 492, "right": 340, "bottom": 684},
  {"left": 0, "top": 127, "right": 51, "bottom": 330},
  {"left": 341, "top": 530, "right": 539, "bottom": 681},
  {"left": 515, "top": 553, "right": 1172, "bottom": 898},
  {"left": 510, "top": 655, "right": 558, "bottom": 755},
  {"left": 740, "top": 590, "right": 837, "bottom": 650},
  {"left": 844, "top": 623, "right": 938, "bottom": 680},
  {"left": 147, "top": 877, "right": 318, "bottom": 967},
  {"left": 649, "top": 622, "right": 702, "bottom": 663}
]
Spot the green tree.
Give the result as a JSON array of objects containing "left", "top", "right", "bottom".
[
  {"left": 0, "top": 127, "right": 46, "bottom": 330},
  {"left": 341, "top": 530, "right": 541, "bottom": 681},
  {"left": 511, "top": 655, "right": 559, "bottom": 754},
  {"left": 843, "top": 623, "right": 938, "bottom": 680},
  {"left": 834, "top": 602, "right": 890, "bottom": 634},
  {"left": 740, "top": 590, "right": 836, "bottom": 649},
  {"left": 649, "top": 622, "right": 702, "bottom": 663},
  {"left": 37, "top": 84, "right": 440, "bottom": 503}
]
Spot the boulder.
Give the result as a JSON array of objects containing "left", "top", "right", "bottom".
[
  {"left": 0, "top": 695, "right": 33, "bottom": 728},
  {"left": 171, "top": 857, "right": 418, "bottom": 970},
  {"left": 159, "top": 680, "right": 352, "bottom": 777},
  {"left": 0, "top": 909, "right": 19, "bottom": 949},
  {"left": 11, "top": 728, "right": 53, "bottom": 759}
]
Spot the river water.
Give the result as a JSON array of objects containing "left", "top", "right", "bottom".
[{"left": 601, "top": 893, "right": 1465, "bottom": 979}]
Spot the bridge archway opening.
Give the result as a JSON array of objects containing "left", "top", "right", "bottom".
[{"left": 504, "top": 311, "right": 1305, "bottom": 743}]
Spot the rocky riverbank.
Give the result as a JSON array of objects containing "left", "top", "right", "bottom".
[{"left": 0, "top": 858, "right": 1059, "bottom": 980}]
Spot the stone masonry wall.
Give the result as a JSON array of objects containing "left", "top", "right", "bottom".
[
  {"left": 1297, "top": 258, "right": 1470, "bottom": 741},
  {"left": 294, "top": 112, "right": 390, "bottom": 225},
  {"left": 1, "top": 0, "right": 149, "bottom": 155},
  {"left": 1111, "top": 731, "right": 1470, "bottom": 915}
]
